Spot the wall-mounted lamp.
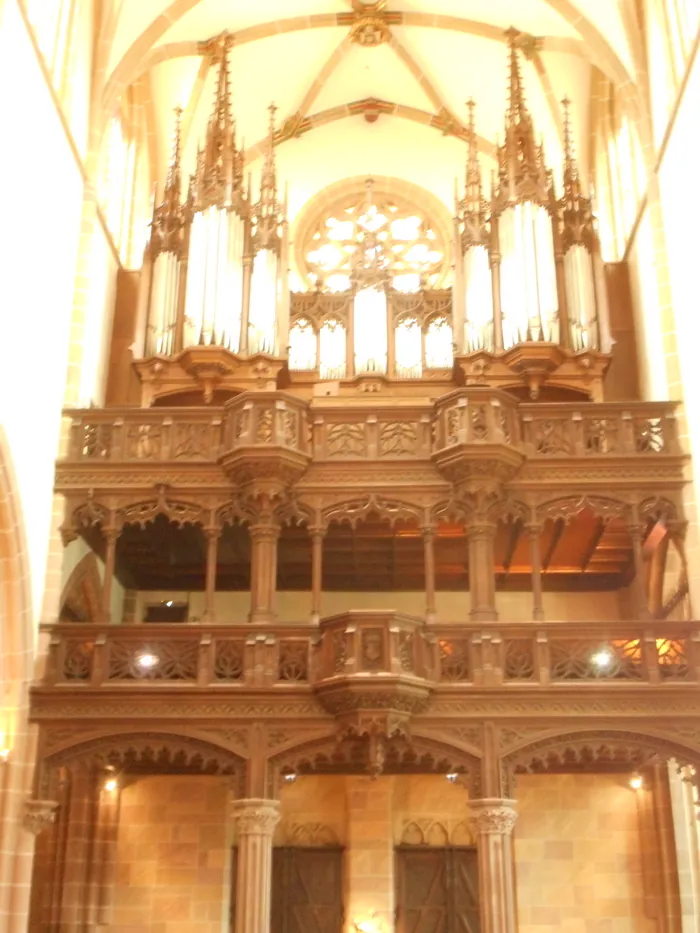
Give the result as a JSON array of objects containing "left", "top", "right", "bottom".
[
  {"left": 591, "top": 648, "right": 614, "bottom": 670},
  {"left": 135, "top": 651, "right": 159, "bottom": 671},
  {"left": 629, "top": 773, "right": 643, "bottom": 791},
  {"left": 283, "top": 772, "right": 297, "bottom": 784},
  {"left": 104, "top": 777, "right": 118, "bottom": 792}
]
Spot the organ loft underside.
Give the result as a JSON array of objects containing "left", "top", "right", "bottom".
[{"left": 26, "top": 13, "right": 700, "bottom": 933}]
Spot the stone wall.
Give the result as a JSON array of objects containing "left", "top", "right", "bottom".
[
  {"left": 515, "top": 773, "right": 656, "bottom": 933},
  {"left": 110, "top": 775, "right": 231, "bottom": 933}
]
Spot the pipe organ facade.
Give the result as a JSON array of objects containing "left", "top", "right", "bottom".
[{"left": 135, "top": 31, "right": 612, "bottom": 405}]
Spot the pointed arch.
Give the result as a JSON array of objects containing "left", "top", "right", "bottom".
[{"left": 59, "top": 552, "right": 104, "bottom": 622}]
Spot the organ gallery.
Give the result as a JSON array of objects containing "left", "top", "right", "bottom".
[{"left": 2, "top": 3, "right": 699, "bottom": 933}]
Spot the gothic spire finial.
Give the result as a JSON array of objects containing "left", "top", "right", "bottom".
[
  {"left": 149, "top": 106, "right": 185, "bottom": 256},
  {"left": 561, "top": 96, "right": 575, "bottom": 174},
  {"left": 460, "top": 100, "right": 487, "bottom": 246},
  {"left": 252, "top": 102, "right": 283, "bottom": 252},
  {"left": 190, "top": 32, "right": 245, "bottom": 213},
  {"left": 504, "top": 27, "right": 528, "bottom": 126}
]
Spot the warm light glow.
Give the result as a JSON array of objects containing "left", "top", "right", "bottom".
[
  {"left": 104, "top": 778, "right": 118, "bottom": 793},
  {"left": 283, "top": 772, "right": 297, "bottom": 783},
  {"left": 0, "top": 749, "right": 10, "bottom": 764},
  {"left": 591, "top": 648, "right": 614, "bottom": 669},
  {"left": 353, "top": 914, "right": 384, "bottom": 933},
  {"left": 446, "top": 772, "right": 458, "bottom": 783},
  {"left": 629, "top": 774, "right": 643, "bottom": 791},
  {"left": 136, "top": 652, "right": 159, "bottom": 671}
]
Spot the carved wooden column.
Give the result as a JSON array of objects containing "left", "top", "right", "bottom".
[
  {"left": 629, "top": 515, "right": 652, "bottom": 621},
  {"left": 527, "top": 522, "right": 545, "bottom": 621},
  {"left": 231, "top": 799, "right": 280, "bottom": 933},
  {"left": 240, "top": 241, "right": 254, "bottom": 353},
  {"left": 202, "top": 522, "right": 221, "bottom": 623},
  {"left": 467, "top": 515, "right": 498, "bottom": 621},
  {"left": 423, "top": 524, "right": 437, "bottom": 623},
  {"left": 310, "top": 525, "right": 325, "bottom": 624},
  {"left": 469, "top": 799, "right": 518, "bottom": 933},
  {"left": 490, "top": 221, "right": 504, "bottom": 351},
  {"left": 249, "top": 508, "right": 280, "bottom": 624},
  {"left": 101, "top": 518, "right": 121, "bottom": 623}
]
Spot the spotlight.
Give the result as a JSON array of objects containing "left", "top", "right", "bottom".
[
  {"left": 136, "top": 651, "right": 159, "bottom": 670},
  {"left": 165, "top": 600, "right": 173, "bottom": 608},
  {"left": 446, "top": 772, "right": 458, "bottom": 783},
  {"left": 591, "top": 648, "right": 614, "bottom": 670},
  {"left": 104, "top": 777, "right": 118, "bottom": 792},
  {"left": 629, "top": 774, "right": 643, "bottom": 791},
  {"left": 283, "top": 772, "right": 297, "bottom": 783}
]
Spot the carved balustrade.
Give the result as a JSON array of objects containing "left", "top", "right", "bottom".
[
  {"left": 40, "top": 618, "right": 700, "bottom": 691},
  {"left": 62, "top": 398, "right": 682, "bottom": 465}
]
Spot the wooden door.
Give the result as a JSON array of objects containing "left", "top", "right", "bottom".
[
  {"left": 230, "top": 846, "right": 344, "bottom": 933},
  {"left": 396, "top": 847, "right": 480, "bottom": 933}
]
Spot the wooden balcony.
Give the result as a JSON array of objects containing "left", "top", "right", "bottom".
[
  {"left": 62, "top": 395, "right": 681, "bottom": 465},
  {"left": 35, "top": 616, "right": 700, "bottom": 694},
  {"left": 56, "top": 394, "right": 685, "bottom": 513}
]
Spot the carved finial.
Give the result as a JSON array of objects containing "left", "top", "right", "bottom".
[
  {"left": 190, "top": 33, "right": 245, "bottom": 214},
  {"left": 251, "top": 102, "right": 283, "bottom": 252},
  {"left": 559, "top": 96, "right": 593, "bottom": 251},
  {"left": 492, "top": 27, "right": 551, "bottom": 212},
  {"left": 504, "top": 27, "right": 528, "bottom": 126},
  {"left": 562, "top": 96, "right": 575, "bottom": 174},
  {"left": 460, "top": 99, "right": 487, "bottom": 247}
]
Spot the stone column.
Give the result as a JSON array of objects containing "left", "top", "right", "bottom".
[
  {"left": 469, "top": 798, "right": 518, "bottom": 933},
  {"left": 526, "top": 523, "right": 544, "bottom": 621},
  {"left": 467, "top": 518, "right": 498, "bottom": 621},
  {"left": 249, "top": 514, "right": 280, "bottom": 624},
  {"left": 423, "top": 526, "right": 437, "bottom": 623},
  {"left": 202, "top": 525, "right": 221, "bottom": 623},
  {"left": 231, "top": 798, "right": 280, "bottom": 933},
  {"left": 310, "top": 527, "right": 325, "bottom": 624},
  {"left": 345, "top": 776, "right": 395, "bottom": 933}
]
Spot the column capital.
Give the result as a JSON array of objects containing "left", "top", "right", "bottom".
[
  {"left": 22, "top": 798, "right": 59, "bottom": 835},
  {"left": 231, "top": 798, "right": 280, "bottom": 836},
  {"left": 468, "top": 798, "right": 517, "bottom": 835}
]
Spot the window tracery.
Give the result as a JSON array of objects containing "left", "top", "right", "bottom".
[{"left": 303, "top": 191, "right": 446, "bottom": 294}]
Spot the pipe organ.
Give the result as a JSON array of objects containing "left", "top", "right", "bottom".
[{"left": 135, "top": 30, "right": 612, "bottom": 404}]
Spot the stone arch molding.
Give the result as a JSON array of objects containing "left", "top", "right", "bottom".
[
  {"left": 501, "top": 728, "right": 700, "bottom": 790},
  {"left": 267, "top": 731, "right": 481, "bottom": 796},
  {"left": 42, "top": 730, "right": 247, "bottom": 789}
]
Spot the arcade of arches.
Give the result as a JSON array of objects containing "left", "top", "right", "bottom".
[{"left": 3, "top": 1, "right": 700, "bottom": 932}]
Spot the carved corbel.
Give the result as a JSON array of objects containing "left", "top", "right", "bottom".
[{"left": 22, "top": 799, "right": 59, "bottom": 835}]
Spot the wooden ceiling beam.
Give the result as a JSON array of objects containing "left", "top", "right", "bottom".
[
  {"left": 580, "top": 517, "right": 606, "bottom": 574},
  {"left": 542, "top": 518, "right": 565, "bottom": 573},
  {"left": 501, "top": 518, "right": 523, "bottom": 578}
]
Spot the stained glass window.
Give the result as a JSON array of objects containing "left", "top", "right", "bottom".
[{"left": 303, "top": 191, "right": 446, "bottom": 293}]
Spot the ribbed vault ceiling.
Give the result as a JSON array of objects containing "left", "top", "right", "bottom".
[{"left": 101, "top": 1, "right": 642, "bottom": 221}]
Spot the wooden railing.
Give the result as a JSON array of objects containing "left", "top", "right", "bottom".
[
  {"left": 40, "top": 618, "right": 700, "bottom": 689},
  {"left": 62, "top": 396, "right": 681, "bottom": 464}
]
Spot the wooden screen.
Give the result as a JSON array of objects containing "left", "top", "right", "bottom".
[
  {"left": 230, "top": 846, "right": 344, "bottom": 933},
  {"left": 395, "top": 847, "right": 480, "bottom": 933}
]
